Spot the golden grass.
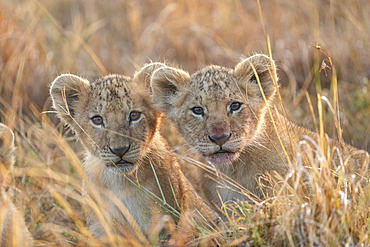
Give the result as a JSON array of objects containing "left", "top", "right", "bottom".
[{"left": 0, "top": 0, "right": 369, "bottom": 246}]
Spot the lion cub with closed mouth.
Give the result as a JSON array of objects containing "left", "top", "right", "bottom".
[
  {"left": 150, "top": 54, "right": 369, "bottom": 212},
  {"left": 50, "top": 63, "right": 217, "bottom": 245}
]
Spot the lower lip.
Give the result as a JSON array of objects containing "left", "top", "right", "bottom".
[
  {"left": 107, "top": 160, "right": 135, "bottom": 172},
  {"left": 117, "top": 160, "right": 132, "bottom": 165},
  {"left": 206, "top": 152, "right": 238, "bottom": 165}
]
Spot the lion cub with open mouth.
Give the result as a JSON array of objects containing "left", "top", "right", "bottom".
[
  {"left": 50, "top": 63, "right": 217, "bottom": 245},
  {"left": 150, "top": 54, "right": 369, "bottom": 212},
  {"left": 0, "top": 123, "right": 33, "bottom": 247}
]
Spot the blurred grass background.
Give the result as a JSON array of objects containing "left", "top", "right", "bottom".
[{"left": 0, "top": 0, "right": 369, "bottom": 245}]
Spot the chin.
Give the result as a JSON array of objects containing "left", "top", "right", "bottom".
[{"left": 205, "top": 152, "right": 240, "bottom": 166}]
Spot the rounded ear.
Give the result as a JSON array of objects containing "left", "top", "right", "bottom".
[
  {"left": 50, "top": 74, "right": 90, "bottom": 125},
  {"left": 235, "top": 54, "right": 277, "bottom": 99},
  {"left": 133, "top": 62, "right": 167, "bottom": 90},
  {"left": 150, "top": 66, "right": 190, "bottom": 114},
  {"left": 0, "top": 123, "right": 15, "bottom": 184}
]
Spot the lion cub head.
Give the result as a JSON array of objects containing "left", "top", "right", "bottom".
[
  {"left": 50, "top": 63, "right": 165, "bottom": 174},
  {"left": 0, "top": 123, "right": 15, "bottom": 185},
  {"left": 151, "top": 54, "right": 277, "bottom": 166}
]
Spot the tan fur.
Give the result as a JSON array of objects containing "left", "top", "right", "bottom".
[
  {"left": 50, "top": 63, "right": 218, "bottom": 244},
  {"left": 0, "top": 123, "right": 33, "bottom": 247},
  {"left": 151, "top": 54, "right": 369, "bottom": 211}
]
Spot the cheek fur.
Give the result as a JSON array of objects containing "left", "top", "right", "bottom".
[
  {"left": 178, "top": 111, "right": 207, "bottom": 143},
  {"left": 240, "top": 108, "right": 262, "bottom": 140},
  {"left": 78, "top": 124, "right": 106, "bottom": 153},
  {"left": 130, "top": 123, "right": 147, "bottom": 144},
  {"left": 132, "top": 116, "right": 157, "bottom": 146}
]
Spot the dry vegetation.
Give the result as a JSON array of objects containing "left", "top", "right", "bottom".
[{"left": 0, "top": 0, "right": 369, "bottom": 246}]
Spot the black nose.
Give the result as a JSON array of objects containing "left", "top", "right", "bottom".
[
  {"left": 109, "top": 145, "right": 130, "bottom": 157},
  {"left": 208, "top": 134, "right": 231, "bottom": 147}
]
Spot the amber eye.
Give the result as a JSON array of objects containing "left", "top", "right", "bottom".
[
  {"left": 191, "top": 107, "right": 204, "bottom": 115},
  {"left": 129, "top": 111, "right": 142, "bottom": 121},
  {"left": 91, "top": 115, "right": 104, "bottom": 126},
  {"left": 230, "top": 102, "right": 242, "bottom": 112}
]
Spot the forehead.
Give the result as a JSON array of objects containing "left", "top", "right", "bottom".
[
  {"left": 88, "top": 75, "right": 134, "bottom": 113},
  {"left": 90, "top": 75, "right": 132, "bottom": 100},
  {"left": 189, "top": 66, "right": 243, "bottom": 100}
]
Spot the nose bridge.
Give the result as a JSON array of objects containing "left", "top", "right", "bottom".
[
  {"left": 207, "top": 115, "right": 229, "bottom": 136},
  {"left": 107, "top": 125, "right": 130, "bottom": 148},
  {"left": 207, "top": 114, "right": 231, "bottom": 147},
  {"left": 207, "top": 100, "right": 230, "bottom": 136}
]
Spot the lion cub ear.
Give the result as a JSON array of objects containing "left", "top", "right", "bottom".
[
  {"left": 133, "top": 62, "right": 167, "bottom": 89},
  {"left": 50, "top": 74, "right": 90, "bottom": 126},
  {"left": 151, "top": 66, "right": 190, "bottom": 114},
  {"left": 0, "top": 123, "right": 15, "bottom": 185},
  {"left": 235, "top": 54, "right": 277, "bottom": 99}
]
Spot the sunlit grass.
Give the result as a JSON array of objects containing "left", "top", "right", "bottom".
[{"left": 0, "top": 0, "right": 369, "bottom": 245}]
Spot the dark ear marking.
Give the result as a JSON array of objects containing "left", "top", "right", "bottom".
[
  {"left": 163, "top": 82, "right": 178, "bottom": 97},
  {"left": 66, "top": 94, "right": 78, "bottom": 117},
  {"left": 250, "top": 74, "right": 256, "bottom": 83}
]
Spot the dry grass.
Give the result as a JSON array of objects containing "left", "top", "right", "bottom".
[{"left": 0, "top": 0, "right": 369, "bottom": 246}]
